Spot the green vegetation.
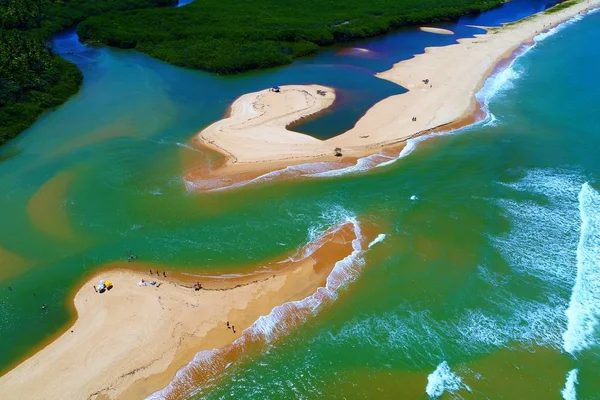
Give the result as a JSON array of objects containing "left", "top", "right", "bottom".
[
  {"left": 0, "top": 0, "right": 175, "bottom": 146},
  {"left": 78, "top": 0, "right": 503, "bottom": 74},
  {"left": 545, "top": 0, "right": 579, "bottom": 14},
  {"left": 0, "top": 30, "right": 82, "bottom": 143}
]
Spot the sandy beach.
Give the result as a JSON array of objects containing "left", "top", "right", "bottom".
[
  {"left": 0, "top": 221, "right": 366, "bottom": 399},
  {"left": 192, "top": 0, "right": 599, "bottom": 176},
  {"left": 196, "top": 85, "right": 336, "bottom": 165}
]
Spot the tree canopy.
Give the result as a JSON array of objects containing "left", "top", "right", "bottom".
[
  {"left": 78, "top": 0, "right": 503, "bottom": 74},
  {"left": 0, "top": 0, "right": 175, "bottom": 145}
]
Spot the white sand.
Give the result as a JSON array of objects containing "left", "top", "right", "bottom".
[
  {"left": 420, "top": 26, "right": 455, "bottom": 35},
  {"left": 195, "top": 0, "right": 599, "bottom": 169}
]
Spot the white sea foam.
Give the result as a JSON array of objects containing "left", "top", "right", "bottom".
[
  {"left": 425, "top": 361, "right": 470, "bottom": 398},
  {"left": 330, "top": 287, "right": 567, "bottom": 366},
  {"left": 147, "top": 210, "right": 379, "bottom": 399},
  {"left": 368, "top": 233, "right": 386, "bottom": 248},
  {"left": 561, "top": 368, "right": 579, "bottom": 400},
  {"left": 176, "top": 142, "right": 202, "bottom": 152},
  {"left": 492, "top": 169, "right": 582, "bottom": 286},
  {"left": 306, "top": 153, "right": 394, "bottom": 178},
  {"left": 563, "top": 183, "right": 600, "bottom": 355},
  {"left": 533, "top": 13, "right": 583, "bottom": 42},
  {"left": 377, "top": 10, "right": 597, "bottom": 170}
]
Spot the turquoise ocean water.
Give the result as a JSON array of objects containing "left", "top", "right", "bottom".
[{"left": 1, "top": 1, "right": 599, "bottom": 398}]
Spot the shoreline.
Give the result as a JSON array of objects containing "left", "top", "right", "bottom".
[
  {"left": 186, "top": 0, "right": 600, "bottom": 191},
  {"left": 0, "top": 220, "right": 374, "bottom": 399}
]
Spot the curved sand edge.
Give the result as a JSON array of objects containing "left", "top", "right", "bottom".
[
  {"left": 0, "top": 222, "right": 367, "bottom": 400},
  {"left": 196, "top": 85, "right": 336, "bottom": 165},
  {"left": 192, "top": 0, "right": 599, "bottom": 172}
]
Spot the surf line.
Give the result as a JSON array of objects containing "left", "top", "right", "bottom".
[
  {"left": 182, "top": 0, "right": 600, "bottom": 193},
  {"left": 148, "top": 218, "right": 385, "bottom": 400}
]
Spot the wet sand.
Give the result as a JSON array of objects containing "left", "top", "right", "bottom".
[
  {"left": 188, "top": 0, "right": 599, "bottom": 189},
  {"left": 0, "top": 221, "right": 368, "bottom": 399}
]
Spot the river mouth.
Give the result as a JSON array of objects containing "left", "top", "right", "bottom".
[{"left": 5, "top": 1, "right": 600, "bottom": 400}]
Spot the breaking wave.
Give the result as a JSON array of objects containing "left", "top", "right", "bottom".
[
  {"left": 563, "top": 183, "right": 600, "bottom": 355},
  {"left": 147, "top": 210, "right": 380, "bottom": 399},
  {"left": 425, "top": 361, "right": 471, "bottom": 398},
  {"left": 493, "top": 169, "right": 582, "bottom": 286},
  {"left": 561, "top": 368, "right": 579, "bottom": 400}
]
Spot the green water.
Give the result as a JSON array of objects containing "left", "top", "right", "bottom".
[{"left": 2, "top": 1, "right": 600, "bottom": 399}]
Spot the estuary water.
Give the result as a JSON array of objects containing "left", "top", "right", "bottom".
[{"left": 1, "top": 1, "right": 600, "bottom": 399}]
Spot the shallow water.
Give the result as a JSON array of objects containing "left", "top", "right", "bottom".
[{"left": 2, "top": 1, "right": 600, "bottom": 399}]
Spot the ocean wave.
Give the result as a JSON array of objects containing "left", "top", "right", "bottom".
[
  {"left": 425, "top": 361, "right": 471, "bottom": 398},
  {"left": 330, "top": 290, "right": 566, "bottom": 366},
  {"left": 147, "top": 211, "right": 380, "bottom": 400},
  {"left": 306, "top": 153, "right": 394, "bottom": 178},
  {"left": 492, "top": 169, "right": 582, "bottom": 286},
  {"left": 378, "top": 9, "right": 597, "bottom": 169},
  {"left": 533, "top": 13, "right": 584, "bottom": 42},
  {"left": 561, "top": 368, "right": 579, "bottom": 400},
  {"left": 563, "top": 183, "right": 600, "bottom": 355}
]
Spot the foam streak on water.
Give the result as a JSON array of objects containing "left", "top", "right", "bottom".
[
  {"left": 425, "top": 361, "right": 470, "bottom": 398},
  {"left": 147, "top": 210, "right": 380, "bottom": 399},
  {"left": 368, "top": 233, "right": 386, "bottom": 248},
  {"left": 561, "top": 368, "right": 579, "bottom": 400},
  {"left": 563, "top": 183, "right": 600, "bottom": 355}
]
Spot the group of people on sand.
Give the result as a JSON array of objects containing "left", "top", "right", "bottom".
[
  {"left": 226, "top": 321, "right": 236, "bottom": 334},
  {"left": 149, "top": 269, "right": 166, "bottom": 277}
]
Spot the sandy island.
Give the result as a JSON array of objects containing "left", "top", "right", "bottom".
[
  {"left": 192, "top": 0, "right": 599, "bottom": 180},
  {"left": 420, "top": 26, "right": 454, "bottom": 35},
  {"left": 0, "top": 221, "right": 371, "bottom": 399}
]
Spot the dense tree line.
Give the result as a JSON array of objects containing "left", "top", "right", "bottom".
[
  {"left": 78, "top": 0, "right": 504, "bottom": 74},
  {"left": 0, "top": 29, "right": 82, "bottom": 143},
  {"left": 0, "top": 0, "right": 175, "bottom": 145}
]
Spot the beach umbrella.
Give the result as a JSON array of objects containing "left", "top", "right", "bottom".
[{"left": 105, "top": 281, "right": 113, "bottom": 287}]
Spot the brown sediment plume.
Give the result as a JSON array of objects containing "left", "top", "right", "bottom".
[
  {"left": 182, "top": 0, "right": 599, "bottom": 192},
  {"left": 334, "top": 346, "right": 567, "bottom": 398},
  {"left": 27, "top": 170, "right": 82, "bottom": 242},
  {"left": 0, "top": 219, "right": 379, "bottom": 400},
  {"left": 50, "top": 120, "right": 138, "bottom": 157},
  {"left": 0, "top": 245, "right": 32, "bottom": 282}
]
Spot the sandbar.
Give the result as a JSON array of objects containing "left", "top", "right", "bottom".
[
  {"left": 193, "top": 0, "right": 599, "bottom": 174},
  {"left": 0, "top": 221, "right": 366, "bottom": 399},
  {"left": 420, "top": 26, "right": 454, "bottom": 35}
]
